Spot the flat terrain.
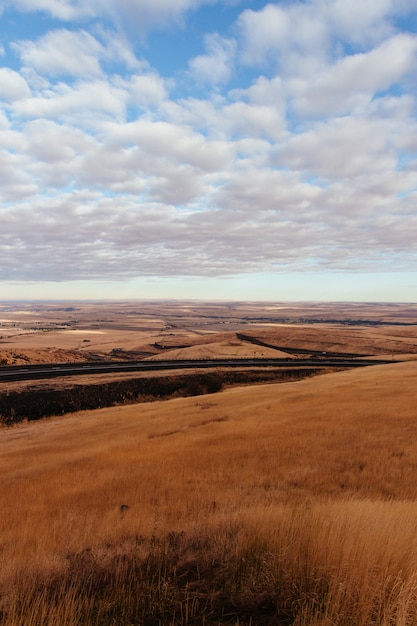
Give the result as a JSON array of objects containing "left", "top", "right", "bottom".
[{"left": 2, "top": 301, "right": 417, "bottom": 368}]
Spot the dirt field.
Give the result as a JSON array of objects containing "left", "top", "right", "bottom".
[{"left": 1, "top": 301, "right": 417, "bottom": 368}]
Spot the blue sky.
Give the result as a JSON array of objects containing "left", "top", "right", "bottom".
[{"left": 1, "top": 0, "right": 417, "bottom": 302}]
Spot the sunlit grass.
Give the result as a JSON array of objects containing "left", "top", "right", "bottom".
[{"left": 1, "top": 362, "right": 417, "bottom": 624}]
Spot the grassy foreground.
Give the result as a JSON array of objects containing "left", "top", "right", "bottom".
[{"left": 1, "top": 362, "right": 417, "bottom": 624}]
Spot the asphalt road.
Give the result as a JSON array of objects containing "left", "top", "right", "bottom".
[{"left": 0, "top": 357, "right": 394, "bottom": 383}]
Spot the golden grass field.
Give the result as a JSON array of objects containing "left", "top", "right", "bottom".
[{"left": 1, "top": 301, "right": 417, "bottom": 624}]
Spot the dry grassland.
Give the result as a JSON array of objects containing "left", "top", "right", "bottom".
[
  {"left": 2, "top": 300, "right": 417, "bottom": 366},
  {"left": 1, "top": 361, "right": 417, "bottom": 624}
]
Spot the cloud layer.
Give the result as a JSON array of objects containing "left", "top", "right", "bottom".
[{"left": 1, "top": 0, "right": 417, "bottom": 286}]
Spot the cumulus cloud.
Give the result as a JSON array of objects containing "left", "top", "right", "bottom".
[
  {"left": 292, "top": 33, "right": 417, "bottom": 118},
  {"left": 125, "top": 74, "right": 168, "bottom": 108},
  {"left": 0, "top": 68, "right": 31, "bottom": 101},
  {"left": 237, "top": 2, "right": 330, "bottom": 74},
  {"left": 237, "top": 0, "right": 416, "bottom": 76},
  {"left": 105, "top": 119, "right": 234, "bottom": 172},
  {"left": 328, "top": 0, "right": 398, "bottom": 46},
  {"left": 14, "top": 79, "right": 128, "bottom": 124},
  {"left": 13, "top": 29, "right": 106, "bottom": 78},
  {"left": 1, "top": 0, "right": 417, "bottom": 288},
  {"left": 188, "top": 34, "right": 236, "bottom": 85},
  {"left": 2, "top": 175, "right": 416, "bottom": 282},
  {"left": 0, "top": 149, "right": 39, "bottom": 201}
]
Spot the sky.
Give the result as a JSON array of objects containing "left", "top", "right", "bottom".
[{"left": 1, "top": 0, "right": 417, "bottom": 302}]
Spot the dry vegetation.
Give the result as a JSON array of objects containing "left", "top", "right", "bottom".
[
  {"left": 2, "top": 300, "right": 417, "bottom": 367},
  {"left": 1, "top": 341, "right": 417, "bottom": 624}
]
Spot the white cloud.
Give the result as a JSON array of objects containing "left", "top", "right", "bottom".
[
  {"left": 125, "top": 74, "right": 168, "bottom": 108},
  {"left": 105, "top": 0, "right": 213, "bottom": 34},
  {"left": 0, "top": 149, "right": 39, "bottom": 201},
  {"left": 292, "top": 33, "right": 417, "bottom": 118},
  {"left": 188, "top": 34, "right": 236, "bottom": 85},
  {"left": 14, "top": 79, "right": 128, "bottom": 124},
  {"left": 10, "top": 0, "right": 90, "bottom": 21},
  {"left": 237, "top": 4, "right": 290, "bottom": 66},
  {"left": 110, "top": 0, "right": 240, "bottom": 37},
  {"left": 163, "top": 77, "right": 287, "bottom": 143},
  {"left": 274, "top": 113, "right": 417, "bottom": 191},
  {"left": 237, "top": 0, "right": 417, "bottom": 79},
  {"left": 13, "top": 29, "right": 104, "bottom": 78},
  {"left": 328, "top": 0, "right": 397, "bottom": 46},
  {"left": 22, "top": 119, "right": 96, "bottom": 186},
  {"left": 218, "top": 101, "right": 285, "bottom": 141},
  {"left": 0, "top": 68, "right": 31, "bottom": 101},
  {"left": 0, "top": 126, "right": 26, "bottom": 152},
  {"left": 162, "top": 96, "right": 226, "bottom": 138},
  {"left": 106, "top": 119, "right": 233, "bottom": 173},
  {"left": 237, "top": 2, "right": 329, "bottom": 74},
  {"left": 1, "top": 0, "right": 417, "bottom": 287},
  {"left": 8, "top": 0, "right": 220, "bottom": 33},
  {"left": 98, "top": 29, "right": 143, "bottom": 70},
  {"left": 0, "top": 111, "right": 9, "bottom": 129},
  {"left": 1, "top": 159, "right": 417, "bottom": 281}
]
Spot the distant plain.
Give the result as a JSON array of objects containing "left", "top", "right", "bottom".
[{"left": 2, "top": 300, "right": 417, "bottom": 367}]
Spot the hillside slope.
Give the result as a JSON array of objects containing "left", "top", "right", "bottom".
[{"left": 1, "top": 361, "right": 417, "bottom": 625}]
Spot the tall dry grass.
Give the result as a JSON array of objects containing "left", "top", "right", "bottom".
[{"left": 1, "top": 362, "right": 417, "bottom": 624}]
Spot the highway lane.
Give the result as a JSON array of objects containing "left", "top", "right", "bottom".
[{"left": 0, "top": 357, "right": 395, "bottom": 383}]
